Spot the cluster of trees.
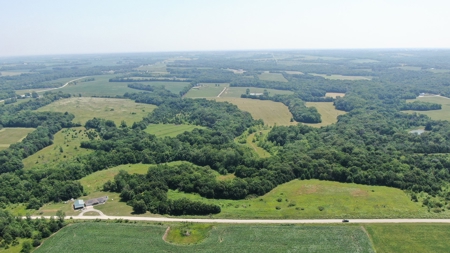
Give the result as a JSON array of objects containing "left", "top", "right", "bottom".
[
  {"left": 0, "top": 210, "right": 66, "bottom": 252},
  {"left": 400, "top": 101, "right": 442, "bottom": 111},
  {"left": 103, "top": 166, "right": 221, "bottom": 215}
]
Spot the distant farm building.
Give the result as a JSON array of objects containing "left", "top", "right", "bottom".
[
  {"left": 73, "top": 199, "right": 85, "bottom": 210},
  {"left": 85, "top": 196, "right": 108, "bottom": 206},
  {"left": 250, "top": 93, "right": 263, "bottom": 96}
]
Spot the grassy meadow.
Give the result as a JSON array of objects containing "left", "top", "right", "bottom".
[
  {"left": 258, "top": 72, "right": 288, "bottom": 82},
  {"left": 0, "top": 128, "right": 35, "bottom": 150},
  {"left": 35, "top": 223, "right": 374, "bottom": 253},
  {"left": 365, "top": 224, "right": 450, "bottom": 253},
  {"left": 184, "top": 83, "right": 229, "bottom": 98},
  {"left": 404, "top": 96, "right": 450, "bottom": 121},
  {"left": 220, "top": 87, "right": 293, "bottom": 98},
  {"left": 22, "top": 127, "right": 92, "bottom": 169},
  {"left": 214, "top": 98, "right": 296, "bottom": 126},
  {"left": 145, "top": 124, "right": 206, "bottom": 137},
  {"left": 57, "top": 75, "right": 146, "bottom": 96},
  {"left": 310, "top": 73, "right": 372, "bottom": 80},
  {"left": 304, "top": 102, "right": 346, "bottom": 127},
  {"left": 36, "top": 97, "right": 156, "bottom": 126},
  {"left": 168, "top": 179, "right": 438, "bottom": 219}
]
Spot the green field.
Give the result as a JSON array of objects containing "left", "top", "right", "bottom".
[
  {"left": 0, "top": 128, "right": 35, "bottom": 150},
  {"left": 304, "top": 102, "right": 346, "bottom": 127},
  {"left": 35, "top": 223, "right": 374, "bottom": 253},
  {"left": 80, "top": 164, "right": 151, "bottom": 193},
  {"left": 60, "top": 75, "right": 189, "bottom": 96},
  {"left": 365, "top": 224, "right": 450, "bottom": 253},
  {"left": 168, "top": 179, "right": 440, "bottom": 219},
  {"left": 310, "top": 73, "right": 372, "bottom": 80},
  {"left": 404, "top": 96, "right": 450, "bottom": 121},
  {"left": 22, "top": 127, "right": 92, "bottom": 169},
  {"left": 145, "top": 124, "right": 206, "bottom": 137},
  {"left": 219, "top": 87, "right": 293, "bottom": 98},
  {"left": 215, "top": 98, "right": 296, "bottom": 126},
  {"left": 184, "top": 83, "right": 229, "bottom": 98},
  {"left": 37, "top": 97, "right": 156, "bottom": 126},
  {"left": 258, "top": 72, "right": 288, "bottom": 82}
]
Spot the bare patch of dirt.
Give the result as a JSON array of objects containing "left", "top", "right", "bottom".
[{"left": 162, "top": 226, "right": 170, "bottom": 242}]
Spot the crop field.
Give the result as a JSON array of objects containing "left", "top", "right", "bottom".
[
  {"left": 128, "top": 80, "right": 190, "bottom": 94},
  {"left": 22, "top": 127, "right": 92, "bottom": 169},
  {"left": 258, "top": 72, "right": 288, "bottom": 82},
  {"left": 145, "top": 124, "right": 206, "bottom": 137},
  {"left": 310, "top": 73, "right": 372, "bottom": 80},
  {"left": 0, "top": 71, "right": 29, "bottom": 76},
  {"left": 0, "top": 128, "right": 35, "bottom": 150},
  {"left": 304, "top": 102, "right": 346, "bottom": 127},
  {"left": 365, "top": 224, "right": 450, "bottom": 253},
  {"left": 35, "top": 223, "right": 374, "bottom": 253},
  {"left": 325, "top": 92, "right": 345, "bottom": 98},
  {"left": 168, "top": 179, "right": 441, "bottom": 219},
  {"left": 219, "top": 87, "right": 293, "bottom": 98},
  {"left": 225, "top": 68, "right": 246, "bottom": 74},
  {"left": 404, "top": 96, "right": 450, "bottom": 121},
  {"left": 36, "top": 97, "right": 156, "bottom": 126},
  {"left": 214, "top": 98, "right": 296, "bottom": 126},
  {"left": 184, "top": 83, "right": 229, "bottom": 98}
]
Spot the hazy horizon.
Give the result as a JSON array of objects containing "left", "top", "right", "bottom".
[{"left": 2, "top": 0, "right": 450, "bottom": 57}]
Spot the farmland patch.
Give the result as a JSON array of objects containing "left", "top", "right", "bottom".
[
  {"left": 36, "top": 97, "right": 156, "bottom": 125},
  {"left": 304, "top": 102, "right": 346, "bottom": 127},
  {"left": 214, "top": 98, "right": 296, "bottom": 126}
]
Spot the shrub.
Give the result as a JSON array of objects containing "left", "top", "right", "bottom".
[
  {"left": 275, "top": 206, "right": 281, "bottom": 210},
  {"left": 277, "top": 198, "right": 282, "bottom": 202},
  {"left": 318, "top": 206, "right": 325, "bottom": 211}
]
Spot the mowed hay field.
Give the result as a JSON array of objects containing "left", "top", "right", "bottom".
[
  {"left": 22, "top": 127, "right": 92, "bottom": 169},
  {"left": 36, "top": 223, "right": 374, "bottom": 253},
  {"left": 258, "top": 72, "right": 288, "bottom": 82},
  {"left": 220, "top": 87, "right": 293, "bottom": 98},
  {"left": 365, "top": 224, "right": 450, "bottom": 253},
  {"left": 214, "top": 98, "right": 296, "bottom": 126},
  {"left": 168, "top": 179, "right": 437, "bottom": 219},
  {"left": 184, "top": 83, "right": 229, "bottom": 98},
  {"left": 36, "top": 97, "right": 156, "bottom": 126},
  {"left": 145, "top": 124, "right": 206, "bottom": 137},
  {"left": 0, "top": 128, "right": 35, "bottom": 150},
  {"left": 310, "top": 73, "right": 372, "bottom": 80},
  {"left": 304, "top": 102, "right": 346, "bottom": 127},
  {"left": 404, "top": 96, "right": 450, "bottom": 121},
  {"left": 325, "top": 92, "right": 346, "bottom": 98}
]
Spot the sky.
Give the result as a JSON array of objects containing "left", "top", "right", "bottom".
[{"left": 1, "top": 0, "right": 450, "bottom": 57}]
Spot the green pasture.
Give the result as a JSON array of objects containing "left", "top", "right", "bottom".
[
  {"left": 304, "top": 102, "right": 346, "bottom": 127},
  {"left": 214, "top": 98, "right": 296, "bottom": 126},
  {"left": 136, "top": 62, "right": 168, "bottom": 74},
  {"left": 0, "top": 128, "right": 35, "bottom": 150},
  {"left": 404, "top": 96, "right": 450, "bottom": 121},
  {"left": 310, "top": 73, "right": 372, "bottom": 80},
  {"left": 365, "top": 224, "right": 450, "bottom": 253},
  {"left": 168, "top": 179, "right": 441, "bottom": 219},
  {"left": 184, "top": 83, "right": 229, "bottom": 98},
  {"left": 145, "top": 124, "right": 206, "bottom": 137},
  {"left": 258, "top": 72, "right": 288, "bottom": 82},
  {"left": 22, "top": 127, "right": 92, "bottom": 169},
  {"left": 35, "top": 223, "right": 374, "bottom": 253},
  {"left": 36, "top": 97, "right": 156, "bottom": 125},
  {"left": 219, "top": 87, "right": 293, "bottom": 98}
]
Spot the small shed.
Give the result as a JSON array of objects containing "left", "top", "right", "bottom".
[{"left": 73, "top": 199, "right": 85, "bottom": 210}]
